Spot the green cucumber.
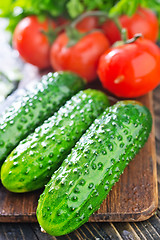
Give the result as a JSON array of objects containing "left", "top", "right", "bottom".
[
  {"left": 1, "top": 89, "right": 109, "bottom": 192},
  {"left": 0, "top": 71, "right": 85, "bottom": 168},
  {"left": 36, "top": 100, "right": 152, "bottom": 236}
]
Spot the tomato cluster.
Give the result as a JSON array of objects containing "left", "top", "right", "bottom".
[{"left": 13, "top": 7, "right": 160, "bottom": 98}]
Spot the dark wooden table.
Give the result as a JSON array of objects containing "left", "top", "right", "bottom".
[
  {"left": 0, "top": 85, "right": 159, "bottom": 240},
  {"left": 0, "top": 19, "right": 160, "bottom": 240}
]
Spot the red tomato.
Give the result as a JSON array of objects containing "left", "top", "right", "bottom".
[
  {"left": 102, "top": 7, "right": 159, "bottom": 44},
  {"left": 13, "top": 16, "right": 56, "bottom": 69},
  {"left": 50, "top": 31, "right": 110, "bottom": 82},
  {"left": 102, "top": 19, "right": 121, "bottom": 45},
  {"left": 97, "top": 38, "right": 160, "bottom": 98},
  {"left": 56, "top": 17, "right": 69, "bottom": 26},
  {"left": 76, "top": 16, "right": 99, "bottom": 31}
]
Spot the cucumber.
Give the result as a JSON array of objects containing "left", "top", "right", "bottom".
[
  {"left": 36, "top": 100, "right": 152, "bottom": 236},
  {"left": 1, "top": 89, "right": 109, "bottom": 192},
  {"left": 0, "top": 71, "right": 85, "bottom": 168}
]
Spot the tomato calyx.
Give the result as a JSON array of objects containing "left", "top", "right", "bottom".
[
  {"left": 66, "top": 27, "right": 104, "bottom": 47},
  {"left": 41, "top": 21, "right": 69, "bottom": 45},
  {"left": 65, "top": 10, "right": 108, "bottom": 47},
  {"left": 65, "top": 27, "right": 86, "bottom": 47}
]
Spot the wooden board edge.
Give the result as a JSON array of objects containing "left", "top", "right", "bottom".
[
  {"left": 0, "top": 199, "right": 157, "bottom": 223},
  {"left": 148, "top": 92, "right": 158, "bottom": 214},
  {"left": 0, "top": 214, "right": 37, "bottom": 223},
  {"left": 89, "top": 199, "right": 158, "bottom": 222}
]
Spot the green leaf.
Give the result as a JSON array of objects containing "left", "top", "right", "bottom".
[
  {"left": 109, "top": 0, "right": 139, "bottom": 17},
  {"left": 67, "top": 0, "right": 84, "bottom": 18},
  {"left": 0, "top": 0, "right": 12, "bottom": 15}
]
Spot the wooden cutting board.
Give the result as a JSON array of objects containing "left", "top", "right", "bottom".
[{"left": 0, "top": 80, "right": 158, "bottom": 223}]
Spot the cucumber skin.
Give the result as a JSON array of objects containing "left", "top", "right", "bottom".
[
  {"left": 1, "top": 89, "right": 109, "bottom": 192},
  {"left": 36, "top": 101, "right": 152, "bottom": 236},
  {"left": 0, "top": 71, "right": 85, "bottom": 168}
]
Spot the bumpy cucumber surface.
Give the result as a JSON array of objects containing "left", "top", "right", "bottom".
[
  {"left": 36, "top": 101, "right": 152, "bottom": 236},
  {"left": 0, "top": 71, "right": 85, "bottom": 168},
  {"left": 1, "top": 89, "right": 109, "bottom": 192}
]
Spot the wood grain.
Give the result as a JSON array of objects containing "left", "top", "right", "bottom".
[{"left": 0, "top": 81, "right": 158, "bottom": 223}]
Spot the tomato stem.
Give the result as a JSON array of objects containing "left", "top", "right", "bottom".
[
  {"left": 125, "top": 33, "right": 143, "bottom": 44},
  {"left": 113, "top": 17, "right": 128, "bottom": 42},
  {"left": 113, "top": 17, "right": 122, "bottom": 33},
  {"left": 121, "top": 28, "right": 128, "bottom": 42},
  {"left": 70, "top": 11, "right": 108, "bottom": 28}
]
